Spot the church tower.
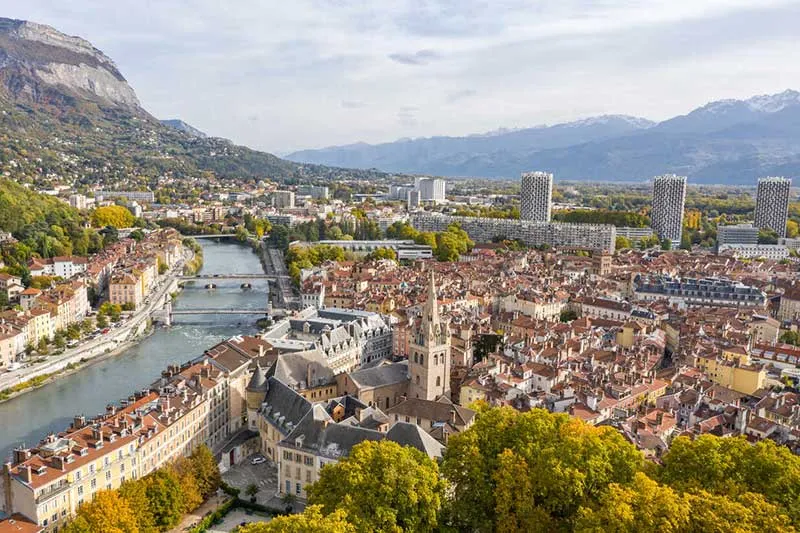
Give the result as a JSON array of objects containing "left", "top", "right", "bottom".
[{"left": 408, "top": 271, "right": 451, "bottom": 401}]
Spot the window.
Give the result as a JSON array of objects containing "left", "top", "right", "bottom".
[
  {"left": 303, "top": 456, "right": 313, "bottom": 466},
  {"left": 306, "top": 470, "right": 312, "bottom": 483},
  {"left": 77, "top": 486, "right": 84, "bottom": 496},
  {"left": 285, "top": 480, "right": 291, "bottom": 493},
  {"left": 296, "top": 483, "right": 301, "bottom": 495},
  {"left": 106, "top": 471, "right": 111, "bottom": 481},
  {"left": 436, "top": 376, "right": 441, "bottom": 387}
]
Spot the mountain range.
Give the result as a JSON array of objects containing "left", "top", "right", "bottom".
[
  {"left": 287, "top": 91, "right": 800, "bottom": 184},
  {"left": 0, "top": 17, "right": 384, "bottom": 190}
]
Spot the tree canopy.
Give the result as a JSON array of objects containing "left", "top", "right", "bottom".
[
  {"left": 91, "top": 205, "right": 135, "bottom": 228},
  {"left": 307, "top": 440, "right": 447, "bottom": 533}
]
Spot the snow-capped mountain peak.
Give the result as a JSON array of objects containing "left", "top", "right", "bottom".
[{"left": 745, "top": 89, "right": 800, "bottom": 113}]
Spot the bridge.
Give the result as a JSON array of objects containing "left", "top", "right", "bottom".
[
  {"left": 179, "top": 274, "right": 278, "bottom": 281},
  {"left": 182, "top": 234, "right": 239, "bottom": 239},
  {"left": 170, "top": 308, "right": 271, "bottom": 315}
]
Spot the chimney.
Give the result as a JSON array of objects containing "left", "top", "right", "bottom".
[
  {"left": 450, "top": 409, "right": 457, "bottom": 426},
  {"left": 20, "top": 465, "right": 32, "bottom": 483},
  {"left": 52, "top": 456, "right": 65, "bottom": 471},
  {"left": 13, "top": 448, "right": 31, "bottom": 465},
  {"left": 306, "top": 364, "right": 313, "bottom": 389}
]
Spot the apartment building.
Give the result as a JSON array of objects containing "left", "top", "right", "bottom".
[{"left": 411, "top": 213, "right": 616, "bottom": 253}]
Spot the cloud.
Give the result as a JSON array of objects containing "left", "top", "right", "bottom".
[
  {"left": 447, "top": 89, "right": 477, "bottom": 103},
  {"left": 2, "top": 0, "right": 799, "bottom": 153},
  {"left": 388, "top": 49, "right": 441, "bottom": 65}
]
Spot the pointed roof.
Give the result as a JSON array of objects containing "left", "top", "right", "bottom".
[
  {"left": 246, "top": 365, "right": 268, "bottom": 393},
  {"left": 423, "top": 270, "right": 440, "bottom": 327}
]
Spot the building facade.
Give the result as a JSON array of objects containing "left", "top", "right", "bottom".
[
  {"left": 717, "top": 224, "right": 759, "bottom": 247},
  {"left": 520, "top": 171, "right": 553, "bottom": 222},
  {"left": 754, "top": 177, "right": 791, "bottom": 237},
  {"left": 411, "top": 213, "right": 616, "bottom": 253},
  {"left": 651, "top": 174, "right": 687, "bottom": 245},
  {"left": 408, "top": 272, "right": 451, "bottom": 401}
]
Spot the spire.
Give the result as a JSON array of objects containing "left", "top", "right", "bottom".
[
  {"left": 246, "top": 364, "right": 268, "bottom": 393},
  {"left": 424, "top": 269, "right": 440, "bottom": 326}
]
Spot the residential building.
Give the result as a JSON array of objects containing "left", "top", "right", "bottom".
[
  {"left": 68, "top": 194, "right": 87, "bottom": 209},
  {"left": 717, "top": 244, "right": 789, "bottom": 260},
  {"left": 95, "top": 190, "right": 154, "bottom": 203},
  {"left": 108, "top": 273, "right": 143, "bottom": 309},
  {"left": 273, "top": 191, "right": 295, "bottom": 209},
  {"left": 520, "top": 171, "right": 553, "bottom": 222},
  {"left": 411, "top": 213, "right": 616, "bottom": 253},
  {"left": 407, "top": 190, "right": 421, "bottom": 210},
  {"left": 651, "top": 174, "right": 687, "bottom": 245},
  {"left": 313, "top": 240, "right": 433, "bottom": 260},
  {"left": 615, "top": 227, "right": 655, "bottom": 242},
  {"left": 415, "top": 178, "right": 445, "bottom": 203},
  {"left": 755, "top": 177, "right": 791, "bottom": 237},
  {"left": 634, "top": 275, "right": 766, "bottom": 309},
  {"left": 717, "top": 223, "right": 759, "bottom": 247},
  {"left": 27, "top": 257, "right": 88, "bottom": 279},
  {"left": 694, "top": 346, "right": 766, "bottom": 395},
  {"left": 296, "top": 185, "right": 329, "bottom": 200}
]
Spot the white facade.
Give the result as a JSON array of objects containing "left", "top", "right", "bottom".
[
  {"left": 415, "top": 178, "right": 446, "bottom": 203},
  {"left": 717, "top": 244, "right": 789, "bottom": 260},
  {"left": 717, "top": 224, "right": 759, "bottom": 247},
  {"left": 520, "top": 171, "right": 553, "bottom": 222},
  {"left": 651, "top": 174, "right": 687, "bottom": 244},
  {"left": 755, "top": 177, "right": 791, "bottom": 238}
]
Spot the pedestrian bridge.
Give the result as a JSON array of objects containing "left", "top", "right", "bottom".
[{"left": 179, "top": 274, "right": 278, "bottom": 281}]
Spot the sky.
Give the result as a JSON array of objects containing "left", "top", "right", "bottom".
[{"left": 2, "top": 0, "right": 800, "bottom": 154}]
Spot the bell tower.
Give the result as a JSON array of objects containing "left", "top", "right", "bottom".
[{"left": 408, "top": 271, "right": 450, "bottom": 400}]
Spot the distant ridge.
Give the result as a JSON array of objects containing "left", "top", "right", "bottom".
[{"left": 287, "top": 90, "right": 800, "bottom": 184}]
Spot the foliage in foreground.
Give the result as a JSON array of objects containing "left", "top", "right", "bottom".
[
  {"left": 275, "top": 407, "right": 800, "bottom": 533},
  {"left": 63, "top": 445, "right": 221, "bottom": 533}
]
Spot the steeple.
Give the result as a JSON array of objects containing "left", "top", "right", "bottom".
[{"left": 418, "top": 270, "right": 444, "bottom": 347}]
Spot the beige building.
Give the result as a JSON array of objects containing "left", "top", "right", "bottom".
[{"left": 109, "top": 272, "right": 143, "bottom": 308}]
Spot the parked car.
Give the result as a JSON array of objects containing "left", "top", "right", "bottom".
[
  {"left": 250, "top": 456, "right": 267, "bottom": 465},
  {"left": 101, "top": 328, "right": 110, "bottom": 334}
]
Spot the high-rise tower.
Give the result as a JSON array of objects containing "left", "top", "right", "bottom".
[
  {"left": 408, "top": 271, "right": 450, "bottom": 401},
  {"left": 755, "top": 177, "right": 791, "bottom": 237},
  {"left": 520, "top": 171, "right": 553, "bottom": 222},
  {"left": 651, "top": 174, "right": 687, "bottom": 245}
]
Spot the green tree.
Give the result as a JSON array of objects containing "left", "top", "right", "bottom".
[
  {"left": 441, "top": 407, "right": 642, "bottom": 532},
  {"left": 37, "top": 337, "right": 48, "bottom": 355},
  {"left": 169, "top": 457, "right": 202, "bottom": 512},
  {"left": 615, "top": 236, "right": 632, "bottom": 250},
  {"left": 307, "top": 440, "right": 447, "bottom": 533},
  {"left": 143, "top": 469, "right": 185, "bottom": 529},
  {"left": 245, "top": 483, "right": 259, "bottom": 502},
  {"left": 63, "top": 490, "right": 140, "bottom": 533},
  {"left": 119, "top": 479, "right": 157, "bottom": 533},
  {"left": 660, "top": 238, "right": 672, "bottom": 251}
]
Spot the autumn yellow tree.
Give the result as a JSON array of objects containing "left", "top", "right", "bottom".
[
  {"left": 63, "top": 490, "right": 139, "bottom": 533},
  {"left": 91, "top": 205, "right": 134, "bottom": 228},
  {"left": 239, "top": 505, "right": 355, "bottom": 533},
  {"left": 170, "top": 456, "right": 203, "bottom": 512}
]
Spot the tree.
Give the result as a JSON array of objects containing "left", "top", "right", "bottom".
[
  {"left": 366, "top": 247, "right": 397, "bottom": 262},
  {"left": 63, "top": 490, "right": 140, "bottom": 533},
  {"left": 189, "top": 445, "right": 222, "bottom": 499},
  {"left": 37, "top": 337, "right": 48, "bottom": 355},
  {"left": 788, "top": 220, "right": 799, "bottom": 238},
  {"left": 758, "top": 228, "right": 780, "bottom": 245},
  {"left": 307, "top": 440, "right": 447, "bottom": 533},
  {"left": 143, "top": 469, "right": 185, "bottom": 529},
  {"left": 658, "top": 435, "right": 800, "bottom": 526},
  {"left": 91, "top": 206, "right": 135, "bottom": 228},
  {"left": 615, "top": 236, "right": 632, "bottom": 250},
  {"left": 239, "top": 505, "right": 355, "bottom": 533},
  {"left": 130, "top": 229, "right": 145, "bottom": 241},
  {"left": 245, "top": 483, "right": 259, "bottom": 503},
  {"left": 441, "top": 407, "right": 642, "bottom": 532},
  {"left": 575, "top": 473, "right": 690, "bottom": 533},
  {"left": 119, "top": 479, "right": 157, "bottom": 533},
  {"left": 660, "top": 238, "right": 672, "bottom": 251},
  {"left": 169, "top": 457, "right": 203, "bottom": 512},
  {"left": 560, "top": 309, "right": 578, "bottom": 323}
]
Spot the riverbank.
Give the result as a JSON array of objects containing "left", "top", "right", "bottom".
[
  {"left": 0, "top": 240, "right": 269, "bottom": 461},
  {"left": 0, "top": 327, "right": 155, "bottom": 403},
  {"left": 0, "top": 246, "right": 191, "bottom": 403}
]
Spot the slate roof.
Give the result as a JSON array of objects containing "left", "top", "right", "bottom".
[
  {"left": 348, "top": 361, "right": 409, "bottom": 389},
  {"left": 260, "top": 377, "right": 313, "bottom": 436},
  {"left": 386, "top": 421, "right": 445, "bottom": 458}
]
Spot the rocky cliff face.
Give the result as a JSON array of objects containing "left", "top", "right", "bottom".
[{"left": 0, "top": 17, "right": 140, "bottom": 108}]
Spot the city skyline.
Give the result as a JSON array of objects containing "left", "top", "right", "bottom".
[{"left": 2, "top": 1, "right": 799, "bottom": 153}]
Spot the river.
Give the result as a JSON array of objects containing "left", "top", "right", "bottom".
[{"left": 0, "top": 240, "right": 267, "bottom": 461}]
